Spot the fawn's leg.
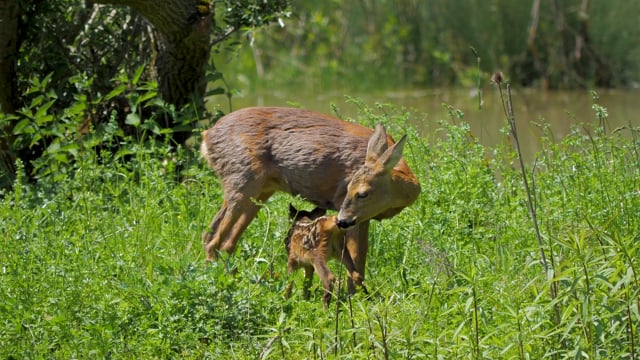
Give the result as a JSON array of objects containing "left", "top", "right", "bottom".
[
  {"left": 302, "top": 265, "right": 314, "bottom": 300},
  {"left": 312, "top": 260, "right": 335, "bottom": 307}
]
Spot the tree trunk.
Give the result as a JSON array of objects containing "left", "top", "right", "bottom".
[
  {"left": 526, "top": 0, "right": 545, "bottom": 87},
  {"left": 0, "top": 0, "right": 19, "bottom": 114},
  {"left": 572, "top": 0, "right": 610, "bottom": 87},
  {"left": 0, "top": 0, "right": 20, "bottom": 187},
  {"left": 92, "top": 0, "right": 213, "bottom": 107}
]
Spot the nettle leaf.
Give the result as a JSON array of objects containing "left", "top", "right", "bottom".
[
  {"left": 46, "top": 140, "right": 61, "bottom": 153},
  {"left": 115, "top": 148, "right": 136, "bottom": 160},
  {"left": 132, "top": 65, "right": 145, "bottom": 86},
  {"left": 29, "top": 95, "right": 44, "bottom": 108},
  {"left": 35, "top": 114, "right": 54, "bottom": 126},
  {"left": 142, "top": 119, "right": 161, "bottom": 135},
  {"left": 35, "top": 98, "right": 56, "bottom": 118},
  {"left": 66, "top": 101, "right": 87, "bottom": 117},
  {"left": 62, "top": 142, "right": 80, "bottom": 152},
  {"left": 125, "top": 113, "right": 141, "bottom": 127},
  {"left": 52, "top": 152, "right": 69, "bottom": 164},
  {"left": 205, "top": 71, "right": 223, "bottom": 83},
  {"left": 105, "top": 84, "right": 127, "bottom": 101},
  {"left": 206, "top": 87, "right": 225, "bottom": 97},
  {"left": 83, "top": 133, "right": 103, "bottom": 148},
  {"left": 13, "top": 119, "right": 33, "bottom": 134},
  {"left": 136, "top": 91, "right": 158, "bottom": 106}
]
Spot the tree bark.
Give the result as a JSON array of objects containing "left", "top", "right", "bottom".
[
  {"left": 92, "top": 0, "right": 213, "bottom": 107},
  {"left": 0, "top": 0, "right": 19, "bottom": 114},
  {"left": 574, "top": 0, "right": 590, "bottom": 62},
  {"left": 526, "top": 0, "right": 544, "bottom": 86},
  {"left": 550, "top": 0, "right": 571, "bottom": 87},
  {"left": 0, "top": 0, "right": 19, "bottom": 186}
]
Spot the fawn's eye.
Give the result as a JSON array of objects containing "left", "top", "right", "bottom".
[{"left": 356, "top": 191, "right": 369, "bottom": 199}]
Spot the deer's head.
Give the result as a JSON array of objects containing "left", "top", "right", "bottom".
[{"left": 336, "top": 125, "right": 410, "bottom": 229}]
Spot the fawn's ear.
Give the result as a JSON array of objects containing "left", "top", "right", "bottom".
[{"left": 309, "top": 207, "right": 327, "bottom": 218}]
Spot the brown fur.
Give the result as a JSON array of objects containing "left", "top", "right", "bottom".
[
  {"left": 284, "top": 205, "right": 366, "bottom": 306},
  {"left": 200, "top": 107, "right": 421, "bottom": 292}
]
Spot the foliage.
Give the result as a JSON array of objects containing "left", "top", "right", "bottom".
[
  {"left": 1, "top": 98, "right": 639, "bottom": 358},
  {"left": 1, "top": 0, "right": 291, "bottom": 188},
  {"left": 224, "top": 0, "right": 640, "bottom": 91},
  {"left": 13, "top": 0, "right": 290, "bottom": 106},
  {"left": 15, "top": 2, "right": 151, "bottom": 109},
  {"left": 0, "top": 66, "right": 200, "bottom": 186},
  {"left": 217, "top": 0, "right": 290, "bottom": 33}
]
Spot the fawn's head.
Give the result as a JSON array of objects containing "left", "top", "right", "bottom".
[
  {"left": 288, "top": 204, "right": 327, "bottom": 222},
  {"left": 285, "top": 204, "right": 327, "bottom": 251}
]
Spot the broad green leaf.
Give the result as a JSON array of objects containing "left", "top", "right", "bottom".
[
  {"left": 35, "top": 114, "right": 54, "bottom": 126},
  {"left": 132, "top": 65, "right": 145, "bottom": 86},
  {"left": 13, "top": 119, "right": 31, "bottom": 134},
  {"left": 105, "top": 84, "right": 127, "bottom": 101},
  {"left": 206, "top": 87, "right": 225, "bottom": 97},
  {"left": 136, "top": 91, "right": 158, "bottom": 106},
  {"left": 125, "top": 113, "right": 140, "bottom": 126},
  {"left": 46, "top": 141, "right": 61, "bottom": 153}
]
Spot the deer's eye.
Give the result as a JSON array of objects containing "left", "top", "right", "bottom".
[{"left": 356, "top": 191, "right": 369, "bottom": 199}]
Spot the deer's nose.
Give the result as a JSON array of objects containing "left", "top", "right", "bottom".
[{"left": 336, "top": 218, "right": 356, "bottom": 229}]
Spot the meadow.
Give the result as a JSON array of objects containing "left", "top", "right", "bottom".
[{"left": 1, "top": 97, "right": 639, "bottom": 359}]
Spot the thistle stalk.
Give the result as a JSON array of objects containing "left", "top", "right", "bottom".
[{"left": 493, "top": 74, "right": 560, "bottom": 324}]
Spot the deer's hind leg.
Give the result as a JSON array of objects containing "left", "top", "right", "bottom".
[
  {"left": 202, "top": 201, "right": 227, "bottom": 247},
  {"left": 220, "top": 190, "right": 274, "bottom": 253},
  {"left": 203, "top": 177, "right": 273, "bottom": 260}
]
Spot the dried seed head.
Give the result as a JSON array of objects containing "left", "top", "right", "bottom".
[{"left": 491, "top": 72, "right": 503, "bottom": 84}]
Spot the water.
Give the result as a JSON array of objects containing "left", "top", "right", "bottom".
[{"left": 209, "top": 87, "right": 640, "bottom": 160}]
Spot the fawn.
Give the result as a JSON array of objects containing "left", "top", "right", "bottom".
[{"left": 284, "top": 204, "right": 367, "bottom": 306}]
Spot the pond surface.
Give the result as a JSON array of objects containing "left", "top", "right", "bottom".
[{"left": 210, "top": 86, "right": 640, "bottom": 161}]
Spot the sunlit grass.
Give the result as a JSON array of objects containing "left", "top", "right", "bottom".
[{"left": 1, "top": 101, "right": 638, "bottom": 359}]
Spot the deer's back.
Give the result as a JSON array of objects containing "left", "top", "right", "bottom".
[{"left": 202, "top": 107, "right": 373, "bottom": 209}]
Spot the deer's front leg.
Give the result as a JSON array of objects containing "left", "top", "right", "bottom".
[{"left": 346, "top": 221, "right": 369, "bottom": 294}]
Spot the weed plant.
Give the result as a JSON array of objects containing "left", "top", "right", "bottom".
[{"left": 1, "top": 98, "right": 639, "bottom": 359}]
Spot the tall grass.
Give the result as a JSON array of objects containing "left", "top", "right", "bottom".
[{"left": 1, "top": 99, "right": 638, "bottom": 358}]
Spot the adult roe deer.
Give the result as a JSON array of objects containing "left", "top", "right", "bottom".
[
  {"left": 284, "top": 204, "right": 367, "bottom": 306},
  {"left": 200, "top": 106, "right": 421, "bottom": 290}
]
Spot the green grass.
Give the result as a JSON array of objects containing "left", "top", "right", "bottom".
[{"left": 1, "top": 102, "right": 639, "bottom": 359}]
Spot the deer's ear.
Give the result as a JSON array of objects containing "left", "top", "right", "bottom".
[
  {"left": 365, "top": 124, "right": 389, "bottom": 164},
  {"left": 377, "top": 134, "right": 406, "bottom": 172}
]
